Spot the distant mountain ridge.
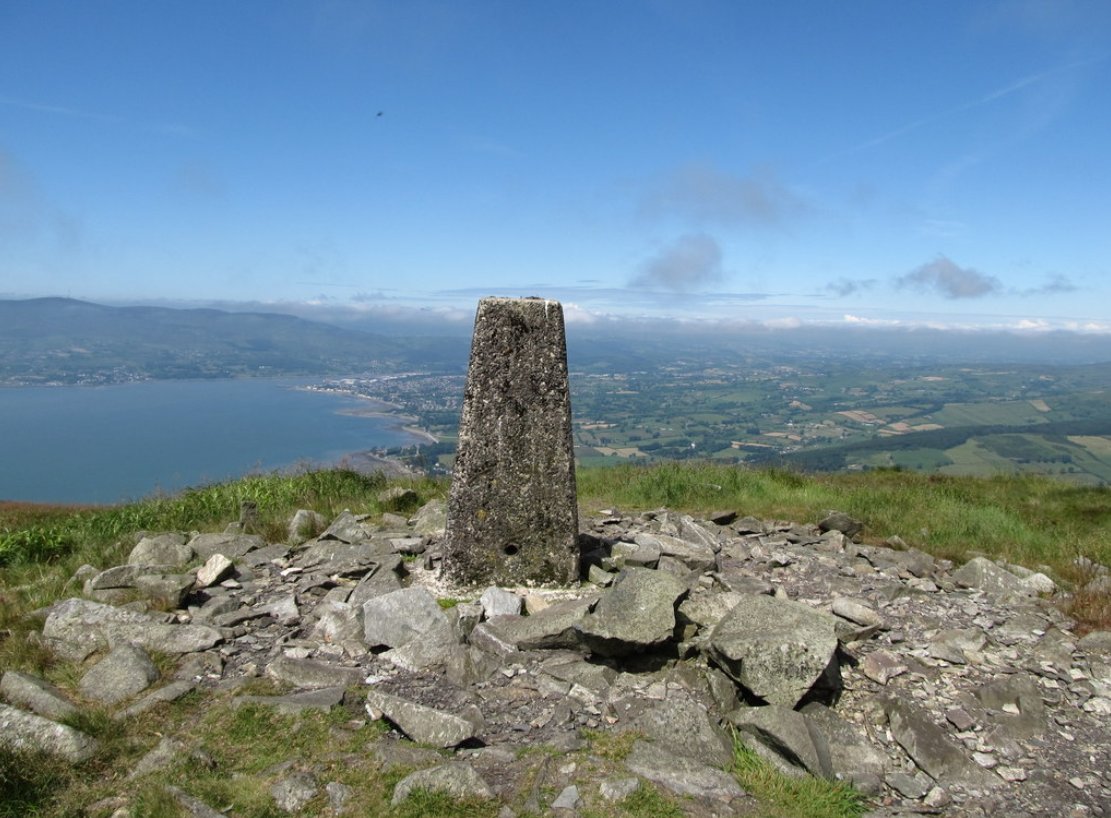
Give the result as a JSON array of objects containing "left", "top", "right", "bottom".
[{"left": 0, "top": 298, "right": 464, "bottom": 385}]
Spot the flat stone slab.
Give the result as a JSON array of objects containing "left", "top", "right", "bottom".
[
  {"left": 78, "top": 642, "right": 160, "bottom": 705},
  {"left": 366, "top": 688, "right": 478, "bottom": 748},
  {"left": 578, "top": 568, "right": 687, "bottom": 657},
  {"left": 708, "top": 594, "right": 839, "bottom": 708},
  {"left": 624, "top": 740, "right": 746, "bottom": 802},
  {"left": 265, "top": 656, "right": 364, "bottom": 690},
  {"left": 391, "top": 762, "right": 493, "bottom": 805},
  {"left": 883, "top": 697, "right": 998, "bottom": 788},
  {"left": 234, "top": 686, "right": 346, "bottom": 715},
  {"left": 43, "top": 598, "right": 222, "bottom": 662},
  {"left": 1, "top": 670, "right": 78, "bottom": 721},
  {"left": 0, "top": 703, "right": 99, "bottom": 763},
  {"left": 362, "top": 586, "right": 452, "bottom": 649}
]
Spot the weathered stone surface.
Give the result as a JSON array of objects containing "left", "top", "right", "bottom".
[
  {"left": 265, "top": 655, "right": 364, "bottom": 690},
  {"left": 628, "top": 698, "right": 733, "bottom": 767},
  {"left": 410, "top": 499, "right": 447, "bottom": 535},
  {"left": 634, "top": 532, "right": 715, "bottom": 573},
  {"left": 194, "top": 553, "right": 234, "bottom": 588},
  {"left": 87, "top": 563, "right": 172, "bottom": 590},
  {"left": 288, "top": 509, "right": 326, "bottom": 543},
  {"left": 479, "top": 586, "right": 522, "bottom": 618},
  {"left": 952, "top": 557, "right": 1027, "bottom": 597},
  {"left": 114, "top": 680, "right": 196, "bottom": 720},
  {"left": 624, "top": 740, "right": 746, "bottom": 802},
  {"left": 973, "top": 673, "right": 1046, "bottom": 739},
  {"left": 444, "top": 297, "right": 578, "bottom": 586},
  {"left": 188, "top": 532, "right": 265, "bottom": 560},
  {"left": 883, "top": 697, "right": 997, "bottom": 788},
  {"left": 578, "top": 568, "right": 687, "bottom": 657},
  {"left": 271, "top": 772, "right": 318, "bottom": 813},
  {"left": 166, "top": 786, "right": 225, "bottom": 818},
  {"left": 471, "top": 596, "right": 595, "bottom": 653},
  {"left": 0, "top": 702, "right": 99, "bottom": 762},
  {"left": 1, "top": 670, "right": 78, "bottom": 721},
  {"left": 362, "top": 586, "right": 451, "bottom": 649},
  {"left": 366, "top": 688, "right": 478, "bottom": 747},
  {"left": 708, "top": 594, "right": 839, "bottom": 707},
  {"left": 729, "top": 704, "right": 833, "bottom": 778},
  {"left": 800, "top": 702, "right": 887, "bottom": 789},
  {"left": 43, "top": 595, "right": 221, "bottom": 662},
  {"left": 390, "top": 762, "right": 493, "bottom": 805},
  {"left": 128, "top": 533, "right": 193, "bottom": 567},
  {"left": 818, "top": 511, "right": 863, "bottom": 539},
  {"left": 79, "top": 642, "right": 160, "bottom": 705}
]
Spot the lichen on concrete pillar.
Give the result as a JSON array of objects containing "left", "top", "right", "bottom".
[{"left": 444, "top": 297, "right": 579, "bottom": 586}]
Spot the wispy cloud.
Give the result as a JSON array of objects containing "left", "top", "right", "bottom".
[
  {"left": 638, "top": 163, "right": 809, "bottom": 228},
  {"left": 0, "top": 95, "right": 197, "bottom": 138},
  {"left": 1018, "top": 273, "right": 1078, "bottom": 296},
  {"left": 826, "top": 278, "right": 877, "bottom": 297},
  {"left": 833, "top": 56, "right": 1105, "bottom": 159},
  {"left": 896, "top": 255, "right": 1002, "bottom": 299},
  {"left": 629, "top": 233, "right": 725, "bottom": 292}
]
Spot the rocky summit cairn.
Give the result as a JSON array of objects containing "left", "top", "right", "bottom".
[{"left": 444, "top": 297, "right": 578, "bottom": 585}]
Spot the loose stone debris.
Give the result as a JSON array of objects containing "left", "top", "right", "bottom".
[{"left": 1, "top": 501, "right": 1109, "bottom": 818}]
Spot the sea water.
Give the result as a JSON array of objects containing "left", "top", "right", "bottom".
[{"left": 0, "top": 378, "right": 417, "bottom": 504}]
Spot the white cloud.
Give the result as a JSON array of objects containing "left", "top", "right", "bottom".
[{"left": 896, "top": 255, "right": 1002, "bottom": 299}]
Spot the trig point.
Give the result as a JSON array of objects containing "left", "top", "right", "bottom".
[{"left": 444, "top": 297, "right": 579, "bottom": 586}]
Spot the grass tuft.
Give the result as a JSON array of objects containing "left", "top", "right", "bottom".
[{"left": 730, "top": 737, "right": 866, "bottom": 818}]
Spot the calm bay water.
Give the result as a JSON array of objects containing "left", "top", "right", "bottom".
[{"left": 0, "top": 379, "right": 416, "bottom": 504}]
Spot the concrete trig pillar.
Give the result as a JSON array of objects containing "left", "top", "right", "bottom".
[{"left": 444, "top": 297, "right": 579, "bottom": 585}]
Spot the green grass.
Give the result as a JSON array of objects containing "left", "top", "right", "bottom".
[{"left": 731, "top": 739, "right": 866, "bottom": 818}]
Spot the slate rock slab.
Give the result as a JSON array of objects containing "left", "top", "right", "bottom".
[
  {"left": 708, "top": 594, "right": 839, "bottom": 707},
  {"left": 0, "top": 702, "right": 99, "bottom": 763},
  {"left": 78, "top": 642, "right": 160, "bottom": 705},
  {"left": 577, "top": 568, "right": 687, "bottom": 657},
  {"left": 128, "top": 533, "right": 193, "bottom": 567},
  {"left": 43, "top": 598, "right": 222, "bottom": 662},
  {"left": 1, "top": 670, "right": 78, "bottom": 721},
  {"left": 624, "top": 740, "right": 746, "bottom": 802},
  {"left": 391, "top": 762, "right": 494, "bottom": 805},
  {"left": 366, "top": 688, "right": 478, "bottom": 747},
  {"left": 265, "top": 655, "right": 364, "bottom": 690},
  {"left": 362, "top": 586, "right": 451, "bottom": 649},
  {"left": 883, "top": 697, "right": 998, "bottom": 788}
]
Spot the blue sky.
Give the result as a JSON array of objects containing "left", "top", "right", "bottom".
[{"left": 2, "top": 1, "right": 1109, "bottom": 332}]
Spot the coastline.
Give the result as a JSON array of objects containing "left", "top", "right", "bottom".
[{"left": 302, "top": 382, "right": 441, "bottom": 447}]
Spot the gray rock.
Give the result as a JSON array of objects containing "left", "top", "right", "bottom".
[
  {"left": 78, "top": 642, "right": 160, "bottom": 705},
  {"left": 727, "top": 705, "right": 832, "bottom": 778},
  {"left": 114, "top": 680, "right": 196, "bottom": 720},
  {"left": 134, "top": 573, "right": 195, "bottom": 609},
  {"left": 129, "top": 736, "right": 211, "bottom": 779},
  {"left": 708, "top": 594, "right": 839, "bottom": 708},
  {"left": 800, "top": 702, "right": 887, "bottom": 787},
  {"left": 0, "top": 670, "right": 78, "bottom": 721},
  {"left": 883, "top": 697, "right": 997, "bottom": 787},
  {"left": 86, "top": 563, "right": 171, "bottom": 591},
  {"left": 952, "top": 557, "right": 1027, "bottom": 597},
  {"left": 194, "top": 553, "right": 234, "bottom": 588},
  {"left": 624, "top": 740, "right": 746, "bottom": 802},
  {"left": 677, "top": 589, "right": 744, "bottom": 631},
  {"left": 366, "top": 689, "right": 477, "bottom": 747},
  {"left": 974, "top": 673, "right": 1046, "bottom": 739},
  {"left": 265, "top": 655, "right": 364, "bottom": 690},
  {"left": 410, "top": 499, "right": 447, "bottom": 535},
  {"left": 818, "top": 511, "right": 863, "bottom": 539},
  {"left": 831, "top": 597, "right": 883, "bottom": 628},
  {"left": 1078, "top": 630, "right": 1111, "bottom": 653},
  {"left": 310, "top": 600, "right": 366, "bottom": 656},
  {"left": 188, "top": 532, "right": 265, "bottom": 560},
  {"left": 479, "top": 586, "right": 523, "bottom": 618},
  {"left": 0, "top": 702, "right": 99, "bottom": 763},
  {"left": 470, "top": 596, "right": 595, "bottom": 653},
  {"left": 44, "top": 598, "right": 222, "bottom": 662},
  {"left": 325, "top": 781, "right": 352, "bottom": 814},
  {"left": 599, "top": 777, "right": 640, "bottom": 801},
  {"left": 318, "top": 510, "right": 375, "bottom": 543},
  {"left": 128, "top": 533, "right": 193, "bottom": 567},
  {"left": 578, "top": 568, "right": 687, "bottom": 657},
  {"left": 629, "top": 698, "right": 733, "bottom": 767},
  {"left": 288, "top": 509, "right": 326, "bottom": 543},
  {"left": 271, "top": 772, "right": 318, "bottom": 813},
  {"left": 860, "top": 650, "right": 907, "bottom": 685},
  {"left": 634, "top": 532, "right": 715, "bottom": 572},
  {"left": 552, "top": 784, "right": 580, "bottom": 810},
  {"left": 167, "top": 786, "right": 226, "bottom": 818},
  {"left": 390, "top": 762, "right": 493, "bottom": 805},
  {"left": 929, "top": 628, "right": 988, "bottom": 665},
  {"left": 362, "top": 586, "right": 451, "bottom": 649}
]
